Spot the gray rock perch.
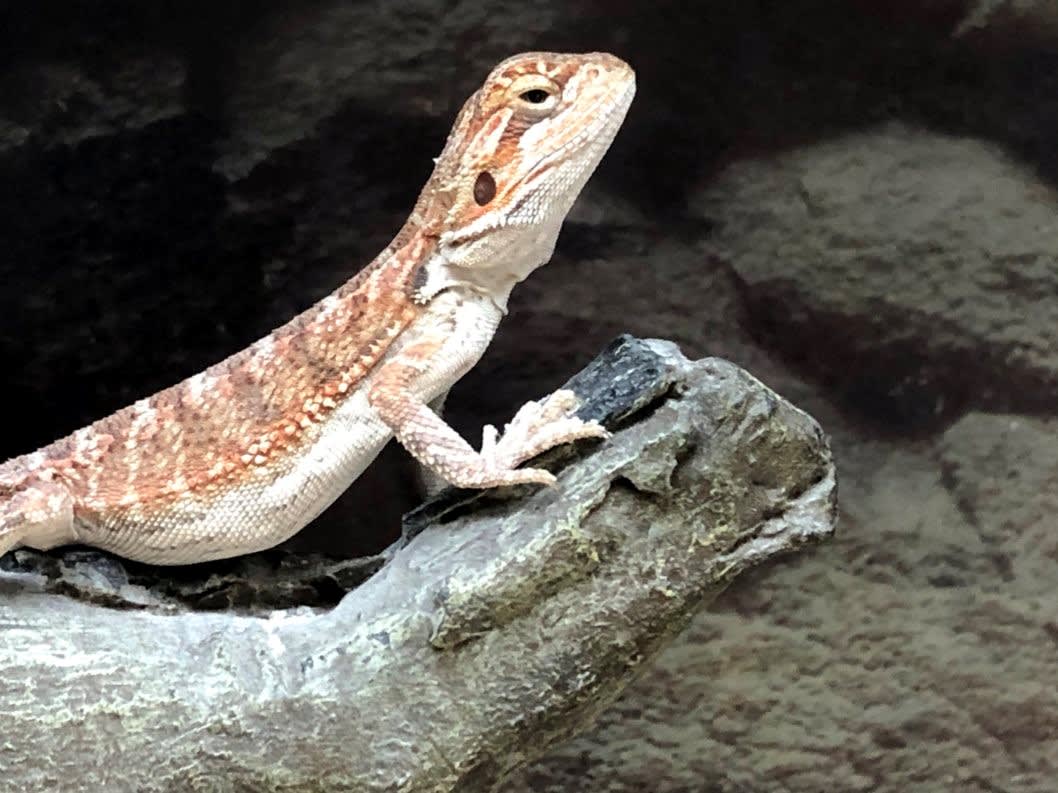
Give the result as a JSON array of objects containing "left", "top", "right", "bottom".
[{"left": 0, "top": 337, "right": 837, "bottom": 792}]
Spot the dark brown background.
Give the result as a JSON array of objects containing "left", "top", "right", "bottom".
[{"left": 2, "top": 1, "right": 1056, "bottom": 789}]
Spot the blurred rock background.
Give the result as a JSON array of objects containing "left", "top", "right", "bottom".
[{"left": 1, "top": 1, "right": 1055, "bottom": 789}]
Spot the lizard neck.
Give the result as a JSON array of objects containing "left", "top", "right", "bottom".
[{"left": 412, "top": 217, "right": 565, "bottom": 314}]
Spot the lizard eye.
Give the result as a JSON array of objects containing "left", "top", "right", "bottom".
[
  {"left": 520, "top": 89, "right": 549, "bottom": 104},
  {"left": 473, "top": 171, "right": 496, "bottom": 205},
  {"left": 510, "top": 76, "right": 560, "bottom": 117}
]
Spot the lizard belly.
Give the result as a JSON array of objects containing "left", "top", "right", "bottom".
[
  {"left": 74, "top": 390, "right": 393, "bottom": 565},
  {"left": 71, "top": 292, "right": 502, "bottom": 565}
]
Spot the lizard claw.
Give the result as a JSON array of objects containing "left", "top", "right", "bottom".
[
  {"left": 487, "top": 389, "right": 609, "bottom": 472},
  {"left": 423, "top": 391, "right": 607, "bottom": 490}
]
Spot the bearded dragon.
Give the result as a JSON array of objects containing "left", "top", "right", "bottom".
[{"left": 0, "top": 51, "right": 635, "bottom": 565}]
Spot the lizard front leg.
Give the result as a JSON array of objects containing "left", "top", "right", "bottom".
[
  {"left": 416, "top": 389, "right": 454, "bottom": 497},
  {"left": 368, "top": 337, "right": 608, "bottom": 489}
]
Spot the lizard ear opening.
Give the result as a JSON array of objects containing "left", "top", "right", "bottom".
[{"left": 473, "top": 171, "right": 496, "bottom": 205}]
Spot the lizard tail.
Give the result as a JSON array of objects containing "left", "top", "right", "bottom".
[
  {"left": 0, "top": 478, "right": 76, "bottom": 558},
  {"left": 0, "top": 511, "right": 28, "bottom": 559}
]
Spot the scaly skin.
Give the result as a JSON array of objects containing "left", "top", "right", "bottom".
[{"left": 0, "top": 52, "right": 636, "bottom": 564}]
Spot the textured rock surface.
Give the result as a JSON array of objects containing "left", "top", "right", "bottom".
[
  {"left": 0, "top": 339, "right": 835, "bottom": 792},
  {"left": 697, "top": 123, "right": 1058, "bottom": 426},
  {"left": 504, "top": 408, "right": 1058, "bottom": 792}
]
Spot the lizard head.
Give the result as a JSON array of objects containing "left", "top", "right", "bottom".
[{"left": 414, "top": 51, "right": 635, "bottom": 308}]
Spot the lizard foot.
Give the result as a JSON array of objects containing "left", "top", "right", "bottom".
[{"left": 464, "top": 389, "right": 608, "bottom": 488}]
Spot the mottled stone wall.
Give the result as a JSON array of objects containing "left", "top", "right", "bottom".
[{"left": 1, "top": 1, "right": 1056, "bottom": 790}]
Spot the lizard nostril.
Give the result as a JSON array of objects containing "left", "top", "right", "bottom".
[{"left": 473, "top": 171, "right": 496, "bottom": 205}]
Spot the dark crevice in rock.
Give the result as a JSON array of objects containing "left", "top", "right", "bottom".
[
  {"left": 729, "top": 272, "right": 1058, "bottom": 439},
  {"left": 1, "top": 545, "right": 384, "bottom": 613},
  {"left": 607, "top": 474, "right": 660, "bottom": 504},
  {"left": 671, "top": 438, "right": 700, "bottom": 476}
]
